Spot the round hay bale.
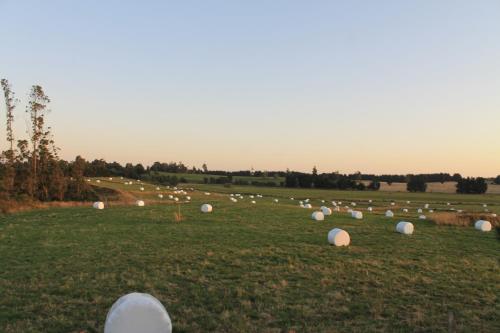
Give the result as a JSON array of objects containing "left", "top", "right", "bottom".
[
  {"left": 158, "top": 194, "right": 163, "bottom": 199},
  {"left": 321, "top": 207, "right": 332, "bottom": 216},
  {"left": 396, "top": 221, "right": 414, "bottom": 235},
  {"left": 327, "top": 228, "right": 350, "bottom": 246},
  {"left": 136, "top": 200, "right": 145, "bottom": 207},
  {"left": 406, "top": 201, "right": 411, "bottom": 204},
  {"left": 140, "top": 187, "right": 145, "bottom": 191},
  {"left": 402, "top": 208, "right": 408, "bottom": 213},
  {"left": 274, "top": 199, "right": 279, "bottom": 203},
  {"left": 492, "top": 213, "right": 497, "bottom": 217},
  {"left": 351, "top": 202, "right": 356, "bottom": 207},
  {"left": 304, "top": 204, "right": 312, "bottom": 209},
  {"left": 417, "top": 208, "right": 423, "bottom": 213},
  {"left": 483, "top": 204, "right": 487, "bottom": 208},
  {"left": 424, "top": 204, "right": 429, "bottom": 209},
  {"left": 419, "top": 215, "right": 426, "bottom": 220},
  {"left": 251, "top": 200, "right": 256, "bottom": 204},
  {"left": 204, "top": 192, "right": 211, "bottom": 196},
  {"left": 429, "top": 209, "right": 434, "bottom": 213},
  {"left": 156, "top": 187, "right": 160, "bottom": 191},
  {"left": 93, "top": 202, "right": 104, "bottom": 210},
  {"left": 367, "top": 207, "right": 373, "bottom": 212},
  {"left": 201, "top": 204, "right": 212, "bottom": 213},
  {"left": 390, "top": 202, "right": 395, "bottom": 206},
  {"left": 173, "top": 197, "right": 179, "bottom": 202},
  {"left": 385, "top": 210, "right": 394, "bottom": 218},
  {"left": 96, "top": 180, "right": 101, "bottom": 183},
  {"left": 104, "top": 292, "right": 172, "bottom": 333},
  {"left": 351, "top": 211, "right": 363, "bottom": 219},
  {"left": 311, "top": 211, "right": 324, "bottom": 221},
  {"left": 474, "top": 220, "right": 492, "bottom": 232},
  {"left": 368, "top": 199, "right": 372, "bottom": 203},
  {"left": 186, "top": 196, "right": 191, "bottom": 200}
]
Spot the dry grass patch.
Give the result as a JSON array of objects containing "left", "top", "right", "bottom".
[{"left": 430, "top": 212, "right": 499, "bottom": 227}]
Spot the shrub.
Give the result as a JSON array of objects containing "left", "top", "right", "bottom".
[
  {"left": 494, "top": 175, "right": 500, "bottom": 185},
  {"left": 367, "top": 181, "right": 380, "bottom": 191}
]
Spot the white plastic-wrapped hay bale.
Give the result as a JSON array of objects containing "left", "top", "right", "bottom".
[
  {"left": 104, "top": 292, "right": 172, "bottom": 333},
  {"left": 396, "top": 221, "right": 414, "bottom": 235},
  {"left": 173, "top": 197, "right": 179, "bottom": 202},
  {"left": 320, "top": 199, "right": 325, "bottom": 203},
  {"left": 156, "top": 187, "right": 160, "bottom": 191},
  {"left": 417, "top": 208, "right": 423, "bottom": 213},
  {"left": 338, "top": 201, "right": 342, "bottom": 205},
  {"left": 367, "top": 207, "right": 373, "bottom": 212},
  {"left": 429, "top": 209, "right": 434, "bottom": 213},
  {"left": 158, "top": 194, "right": 163, "bottom": 199},
  {"left": 201, "top": 204, "right": 212, "bottom": 213},
  {"left": 251, "top": 200, "right": 256, "bottom": 204},
  {"left": 299, "top": 200, "right": 303, "bottom": 205},
  {"left": 368, "top": 199, "right": 372, "bottom": 203},
  {"left": 385, "top": 210, "right": 394, "bottom": 218},
  {"left": 274, "top": 199, "right": 279, "bottom": 203},
  {"left": 402, "top": 208, "right": 408, "bottom": 213},
  {"left": 136, "top": 200, "right": 145, "bottom": 207},
  {"left": 351, "top": 202, "right": 356, "bottom": 207},
  {"left": 406, "top": 200, "right": 411, "bottom": 204},
  {"left": 419, "top": 215, "right": 426, "bottom": 220},
  {"left": 108, "top": 177, "right": 113, "bottom": 181},
  {"left": 204, "top": 192, "right": 211, "bottom": 196},
  {"left": 140, "top": 187, "right": 145, "bottom": 191},
  {"left": 249, "top": 195, "right": 254, "bottom": 199},
  {"left": 305, "top": 199, "right": 310, "bottom": 203},
  {"left": 311, "top": 211, "right": 324, "bottom": 221},
  {"left": 390, "top": 202, "right": 395, "bottom": 206},
  {"left": 321, "top": 207, "right": 332, "bottom": 216},
  {"left": 96, "top": 180, "right": 101, "bottom": 183},
  {"left": 474, "top": 220, "right": 492, "bottom": 232},
  {"left": 424, "top": 204, "right": 429, "bottom": 209},
  {"left": 351, "top": 211, "right": 363, "bottom": 219},
  {"left": 304, "top": 203, "right": 312, "bottom": 209},
  {"left": 327, "top": 228, "right": 350, "bottom": 246},
  {"left": 483, "top": 204, "right": 487, "bottom": 208},
  {"left": 186, "top": 196, "right": 191, "bottom": 201},
  {"left": 492, "top": 213, "right": 497, "bottom": 218},
  {"left": 93, "top": 202, "right": 104, "bottom": 210},
  {"left": 447, "top": 202, "right": 450, "bottom": 206}
]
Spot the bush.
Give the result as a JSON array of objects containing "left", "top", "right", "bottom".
[
  {"left": 456, "top": 177, "right": 488, "bottom": 194},
  {"left": 494, "top": 175, "right": 500, "bottom": 185},
  {"left": 407, "top": 175, "right": 427, "bottom": 192}
]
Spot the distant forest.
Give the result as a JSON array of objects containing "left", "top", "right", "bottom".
[{"left": 0, "top": 78, "right": 497, "bottom": 203}]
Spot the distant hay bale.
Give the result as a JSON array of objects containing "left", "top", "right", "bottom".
[
  {"left": 406, "top": 201, "right": 411, "bottom": 204},
  {"left": 367, "top": 207, "right": 373, "bottom": 212},
  {"left": 390, "top": 202, "right": 395, "bottom": 206},
  {"left": 136, "top": 200, "right": 145, "bottom": 207},
  {"left": 321, "top": 207, "right": 332, "bottom": 216},
  {"left": 96, "top": 180, "right": 101, "bottom": 183},
  {"left": 304, "top": 204, "right": 312, "bottom": 209},
  {"left": 368, "top": 199, "right": 372, "bottom": 203},
  {"left": 173, "top": 197, "right": 179, "bottom": 202},
  {"left": 108, "top": 177, "right": 113, "bottom": 181},
  {"left": 351, "top": 202, "right": 356, "bottom": 207},
  {"left": 140, "top": 187, "right": 144, "bottom": 191},
  {"left": 419, "top": 215, "right": 426, "bottom": 220},
  {"left": 402, "top": 208, "right": 408, "bottom": 213},
  {"left": 274, "top": 199, "right": 279, "bottom": 203},
  {"left": 417, "top": 208, "right": 423, "bottom": 213},
  {"left": 429, "top": 209, "right": 434, "bottom": 213},
  {"left": 327, "top": 228, "right": 350, "bottom": 246},
  {"left": 158, "top": 194, "right": 163, "bottom": 199},
  {"left": 475, "top": 220, "right": 492, "bottom": 232},
  {"left": 311, "top": 211, "right": 324, "bottom": 221},
  {"left": 251, "top": 200, "right": 256, "bottom": 204},
  {"left": 396, "top": 221, "right": 414, "bottom": 235},
  {"left": 93, "top": 202, "right": 104, "bottom": 210},
  {"left": 385, "top": 210, "right": 394, "bottom": 218},
  {"left": 204, "top": 192, "right": 211, "bottom": 196},
  {"left": 156, "top": 187, "right": 160, "bottom": 191},
  {"left": 201, "top": 204, "right": 212, "bottom": 213},
  {"left": 351, "top": 211, "right": 363, "bottom": 219},
  {"left": 104, "top": 292, "right": 172, "bottom": 333},
  {"left": 168, "top": 195, "right": 173, "bottom": 199},
  {"left": 424, "top": 204, "right": 429, "bottom": 209},
  {"left": 186, "top": 196, "right": 191, "bottom": 200}
]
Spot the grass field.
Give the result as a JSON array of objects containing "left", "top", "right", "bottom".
[
  {"left": 1, "top": 180, "right": 499, "bottom": 332},
  {"left": 153, "top": 172, "right": 285, "bottom": 186}
]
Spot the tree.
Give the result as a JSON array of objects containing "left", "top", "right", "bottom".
[
  {"left": 1, "top": 79, "right": 17, "bottom": 196},
  {"left": 312, "top": 166, "right": 318, "bottom": 176},
  {"left": 368, "top": 180, "right": 381, "bottom": 190},
  {"left": 494, "top": 175, "right": 500, "bottom": 185},
  {"left": 456, "top": 177, "right": 488, "bottom": 194},
  {"left": 27, "top": 85, "right": 51, "bottom": 197},
  {"left": 202, "top": 163, "right": 208, "bottom": 173},
  {"left": 407, "top": 175, "right": 427, "bottom": 192}
]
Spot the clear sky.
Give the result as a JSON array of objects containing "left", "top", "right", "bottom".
[{"left": 1, "top": 0, "right": 499, "bottom": 176}]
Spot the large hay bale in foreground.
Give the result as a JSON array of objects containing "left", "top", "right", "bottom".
[
  {"left": 475, "top": 220, "right": 492, "bottom": 232},
  {"left": 201, "top": 204, "right": 212, "bottom": 213},
  {"left": 104, "top": 292, "right": 172, "bottom": 333},
  {"left": 328, "top": 228, "right": 350, "bottom": 246},
  {"left": 93, "top": 202, "right": 104, "bottom": 210},
  {"left": 396, "top": 221, "right": 414, "bottom": 235},
  {"left": 311, "top": 211, "right": 324, "bottom": 221}
]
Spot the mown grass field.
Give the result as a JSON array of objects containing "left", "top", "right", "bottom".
[
  {"left": 154, "top": 172, "right": 285, "bottom": 185},
  {"left": 1, "top": 180, "right": 499, "bottom": 332}
]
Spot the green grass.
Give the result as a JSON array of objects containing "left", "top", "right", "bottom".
[{"left": 1, "top": 185, "right": 499, "bottom": 332}]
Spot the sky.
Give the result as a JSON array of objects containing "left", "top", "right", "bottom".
[{"left": 1, "top": 0, "right": 499, "bottom": 176}]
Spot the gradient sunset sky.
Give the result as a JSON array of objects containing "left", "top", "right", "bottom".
[{"left": 1, "top": 0, "right": 499, "bottom": 176}]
